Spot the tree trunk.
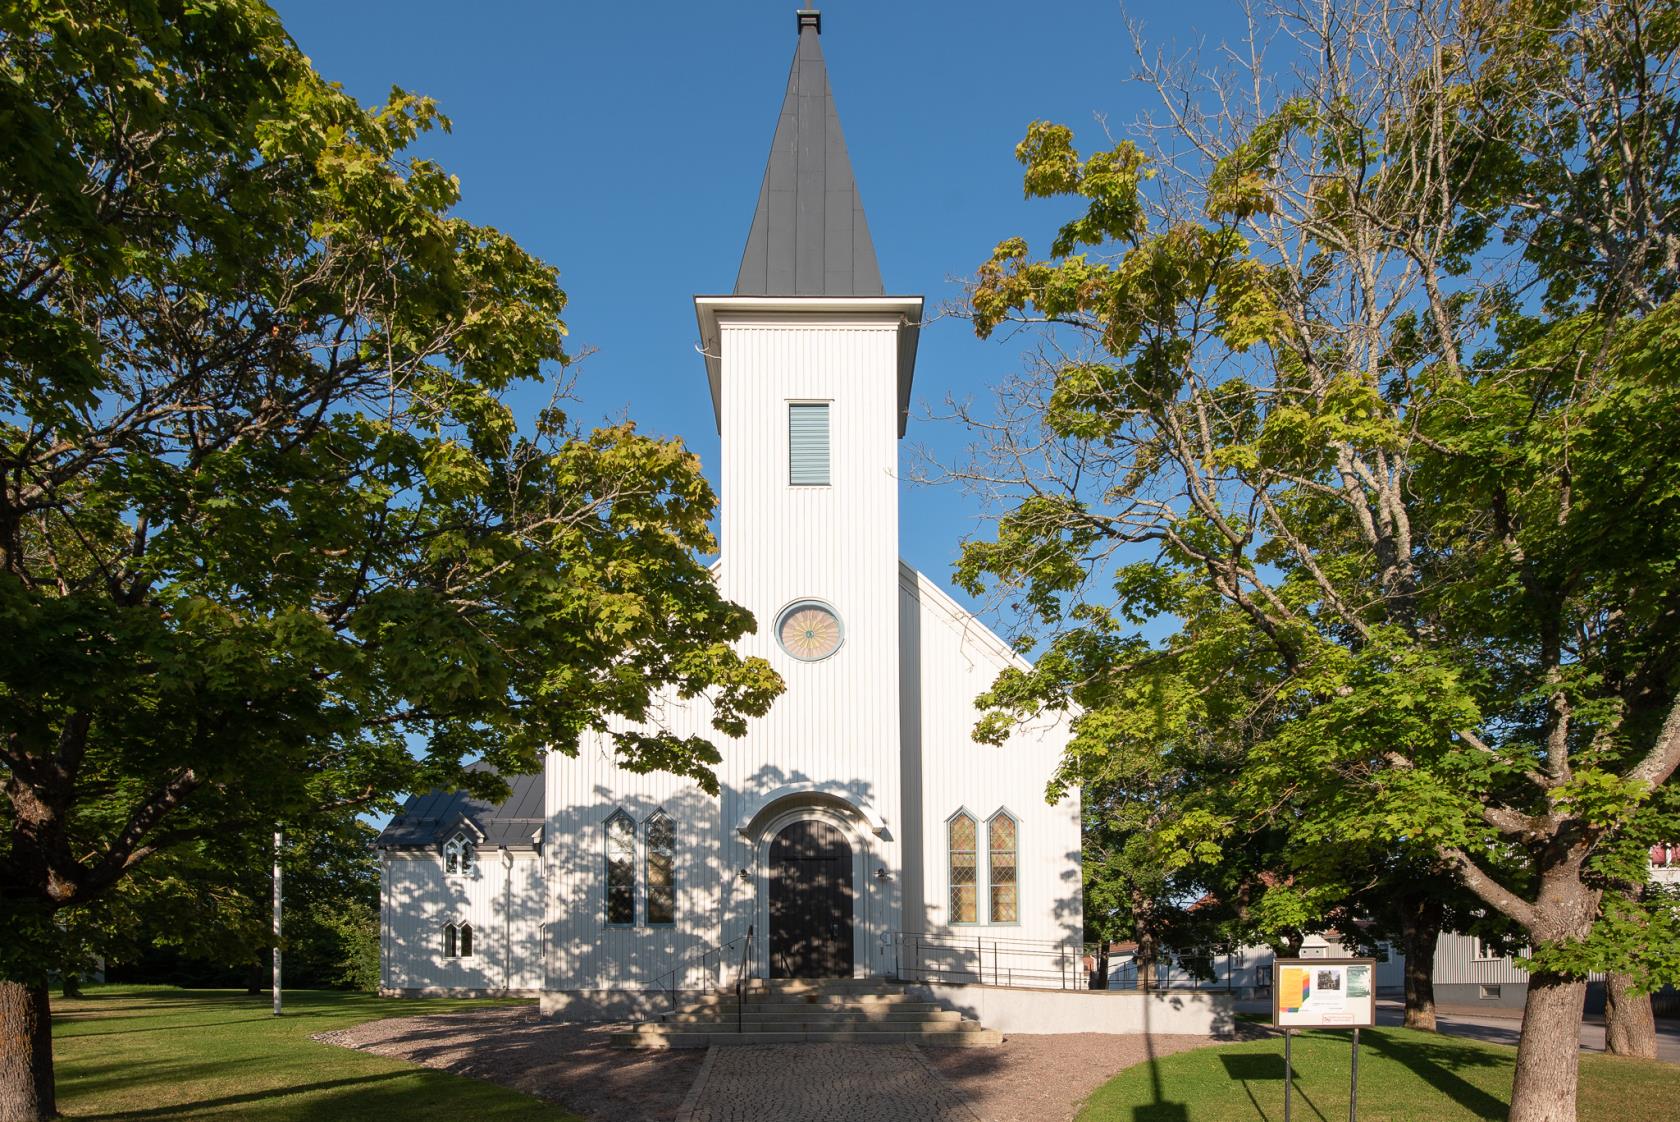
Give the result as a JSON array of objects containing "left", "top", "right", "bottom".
[
  {"left": 1399, "top": 894, "right": 1442, "bottom": 1031},
  {"left": 1136, "top": 933, "right": 1157, "bottom": 993},
  {"left": 1604, "top": 971, "right": 1658, "bottom": 1060},
  {"left": 0, "top": 981, "right": 55, "bottom": 1122},
  {"left": 1508, "top": 972, "right": 1585, "bottom": 1122},
  {"left": 1092, "top": 943, "right": 1111, "bottom": 990}
]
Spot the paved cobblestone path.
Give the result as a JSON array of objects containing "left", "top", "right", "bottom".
[{"left": 676, "top": 1044, "right": 986, "bottom": 1122}]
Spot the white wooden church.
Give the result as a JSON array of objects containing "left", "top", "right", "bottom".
[{"left": 376, "top": 10, "right": 1081, "bottom": 1014}]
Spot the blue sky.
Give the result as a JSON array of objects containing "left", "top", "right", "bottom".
[{"left": 271, "top": 1, "right": 1248, "bottom": 625}]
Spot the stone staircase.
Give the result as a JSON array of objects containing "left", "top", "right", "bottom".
[{"left": 610, "top": 978, "right": 1001, "bottom": 1048}]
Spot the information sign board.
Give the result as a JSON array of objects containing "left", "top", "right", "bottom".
[{"left": 1271, "top": 957, "right": 1377, "bottom": 1028}]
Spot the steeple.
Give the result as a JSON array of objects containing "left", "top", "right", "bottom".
[{"left": 734, "top": 9, "right": 883, "bottom": 297}]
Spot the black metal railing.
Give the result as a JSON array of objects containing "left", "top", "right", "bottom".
[
  {"left": 887, "top": 930, "right": 1088, "bottom": 990},
  {"left": 734, "top": 924, "right": 754, "bottom": 1034},
  {"left": 647, "top": 928, "right": 755, "bottom": 1018}
]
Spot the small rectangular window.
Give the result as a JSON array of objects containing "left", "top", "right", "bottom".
[
  {"left": 1480, "top": 984, "right": 1501, "bottom": 1000},
  {"left": 789, "top": 403, "right": 830, "bottom": 486}
]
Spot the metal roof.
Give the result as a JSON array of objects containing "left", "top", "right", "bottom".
[
  {"left": 376, "top": 766, "right": 544, "bottom": 851},
  {"left": 733, "top": 9, "right": 883, "bottom": 297}
]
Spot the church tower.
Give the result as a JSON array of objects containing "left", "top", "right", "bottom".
[
  {"left": 386, "top": 9, "right": 1081, "bottom": 1004},
  {"left": 695, "top": 8, "right": 923, "bottom": 975}
]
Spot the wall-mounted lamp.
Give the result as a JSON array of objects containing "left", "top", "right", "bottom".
[
  {"left": 737, "top": 867, "right": 752, "bottom": 882},
  {"left": 874, "top": 867, "right": 892, "bottom": 881}
]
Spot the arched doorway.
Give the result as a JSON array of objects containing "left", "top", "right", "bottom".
[{"left": 769, "top": 819, "right": 854, "bottom": 978}]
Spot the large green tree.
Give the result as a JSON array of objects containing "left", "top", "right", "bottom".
[
  {"left": 0, "top": 3, "right": 780, "bottom": 1118},
  {"left": 953, "top": 2, "right": 1680, "bottom": 1119}
]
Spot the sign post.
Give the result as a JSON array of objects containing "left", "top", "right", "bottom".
[{"left": 1272, "top": 957, "right": 1376, "bottom": 1122}]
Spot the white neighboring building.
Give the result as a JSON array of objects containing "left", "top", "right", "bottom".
[
  {"left": 377, "top": 9, "right": 1081, "bottom": 1012},
  {"left": 377, "top": 771, "right": 546, "bottom": 995}
]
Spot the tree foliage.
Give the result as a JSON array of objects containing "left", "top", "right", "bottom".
[
  {"left": 951, "top": 1, "right": 1680, "bottom": 1117},
  {"left": 0, "top": 0, "right": 780, "bottom": 1046}
]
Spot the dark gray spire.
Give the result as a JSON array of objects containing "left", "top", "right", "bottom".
[{"left": 734, "top": 9, "right": 883, "bottom": 297}]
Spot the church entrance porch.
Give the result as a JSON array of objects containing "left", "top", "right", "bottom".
[{"left": 768, "top": 820, "right": 854, "bottom": 978}]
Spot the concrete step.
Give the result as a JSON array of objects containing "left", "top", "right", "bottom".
[
  {"left": 672, "top": 998, "right": 945, "bottom": 1014},
  {"left": 648, "top": 1018, "right": 983, "bottom": 1034},
  {"left": 610, "top": 1026, "right": 1003, "bottom": 1049},
  {"left": 658, "top": 1014, "right": 974, "bottom": 1027},
  {"left": 735, "top": 979, "right": 908, "bottom": 996},
  {"left": 663, "top": 1008, "right": 964, "bottom": 1024}
]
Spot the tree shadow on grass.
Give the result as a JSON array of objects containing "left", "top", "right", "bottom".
[
  {"left": 62, "top": 1016, "right": 282, "bottom": 1038},
  {"left": 1214, "top": 1052, "right": 1340, "bottom": 1122},
  {"left": 1129, "top": 998, "right": 1191, "bottom": 1121},
  {"left": 1358, "top": 1031, "right": 1508, "bottom": 1121},
  {"left": 84, "top": 1071, "right": 414, "bottom": 1120}
]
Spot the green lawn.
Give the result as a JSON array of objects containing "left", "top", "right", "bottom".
[
  {"left": 52, "top": 985, "right": 580, "bottom": 1121},
  {"left": 1079, "top": 1026, "right": 1680, "bottom": 1122}
]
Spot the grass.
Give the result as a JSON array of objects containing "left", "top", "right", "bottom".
[
  {"left": 1078, "top": 1025, "right": 1680, "bottom": 1122},
  {"left": 52, "top": 985, "right": 581, "bottom": 1121}
]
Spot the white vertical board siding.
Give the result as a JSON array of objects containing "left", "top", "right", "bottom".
[
  {"left": 546, "top": 310, "right": 908, "bottom": 990},
  {"left": 899, "top": 564, "right": 1083, "bottom": 986},
  {"left": 545, "top": 735, "right": 726, "bottom": 991},
  {"left": 716, "top": 312, "right": 905, "bottom": 980},
  {"left": 381, "top": 852, "right": 543, "bottom": 992}
]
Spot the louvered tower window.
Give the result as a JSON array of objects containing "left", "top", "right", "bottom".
[
  {"left": 949, "top": 812, "right": 978, "bottom": 924},
  {"left": 788, "top": 402, "right": 830, "bottom": 486},
  {"left": 988, "top": 812, "right": 1018, "bottom": 923}
]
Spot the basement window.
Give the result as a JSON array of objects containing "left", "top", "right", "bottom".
[{"left": 1479, "top": 984, "right": 1501, "bottom": 1000}]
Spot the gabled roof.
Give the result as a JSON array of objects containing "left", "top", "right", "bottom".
[
  {"left": 734, "top": 9, "right": 883, "bottom": 297},
  {"left": 376, "top": 766, "right": 544, "bottom": 851}
]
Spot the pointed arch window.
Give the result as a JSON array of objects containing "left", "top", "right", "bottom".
[
  {"left": 645, "top": 810, "right": 676, "bottom": 926},
  {"left": 988, "top": 812, "right": 1018, "bottom": 924},
  {"left": 948, "top": 812, "right": 978, "bottom": 924},
  {"left": 442, "top": 922, "right": 473, "bottom": 957},
  {"left": 606, "top": 810, "right": 636, "bottom": 925},
  {"left": 443, "top": 832, "right": 475, "bottom": 875}
]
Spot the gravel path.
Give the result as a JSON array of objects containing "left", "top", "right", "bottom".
[
  {"left": 921, "top": 1032, "right": 1235, "bottom": 1122},
  {"left": 318, "top": 1005, "right": 1247, "bottom": 1121},
  {"left": 677, "top": 1044, "right": 983, "bottom": 1122},
  {"left": 316, "top": 1005, "right": 703, "bottom": 1122}
]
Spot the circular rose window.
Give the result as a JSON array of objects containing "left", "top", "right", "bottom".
[{"left": 776, "top": 600, "right": 844, "bottom": 662}]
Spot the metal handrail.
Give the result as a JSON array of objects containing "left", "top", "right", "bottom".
[
  {"left": 887, "top": 929, "right": 1088, "bottom": 990},
  {"left": 734, "top": 925, "right": 754, "bottom": 1034},
  {"left": 648, "top": 928, "right": 753, "bottom": 1017}
]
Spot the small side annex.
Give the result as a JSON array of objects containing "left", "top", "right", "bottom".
[{"left": 376, "top": 769, "right": 546, "bottom": 996}]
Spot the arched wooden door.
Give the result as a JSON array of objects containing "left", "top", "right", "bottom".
[{"left": 768, "top": 820, "right": 854, "bottom": 978}]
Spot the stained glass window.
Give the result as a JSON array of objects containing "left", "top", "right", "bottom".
[
  {"left": 949, "top": 812, "right": 978, "bottom": 923},
  {"left": 989, "top": 813, "right": 1018, "bottom": 923},
  {"left": 646, "top": 810, "right": 675, "bottom": 925},
  {"left": 777, "top": 601, "right": 844, "bottom": 661},
  {"left": 606, "top": 810, "right": 635, "bottom": 925}
]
